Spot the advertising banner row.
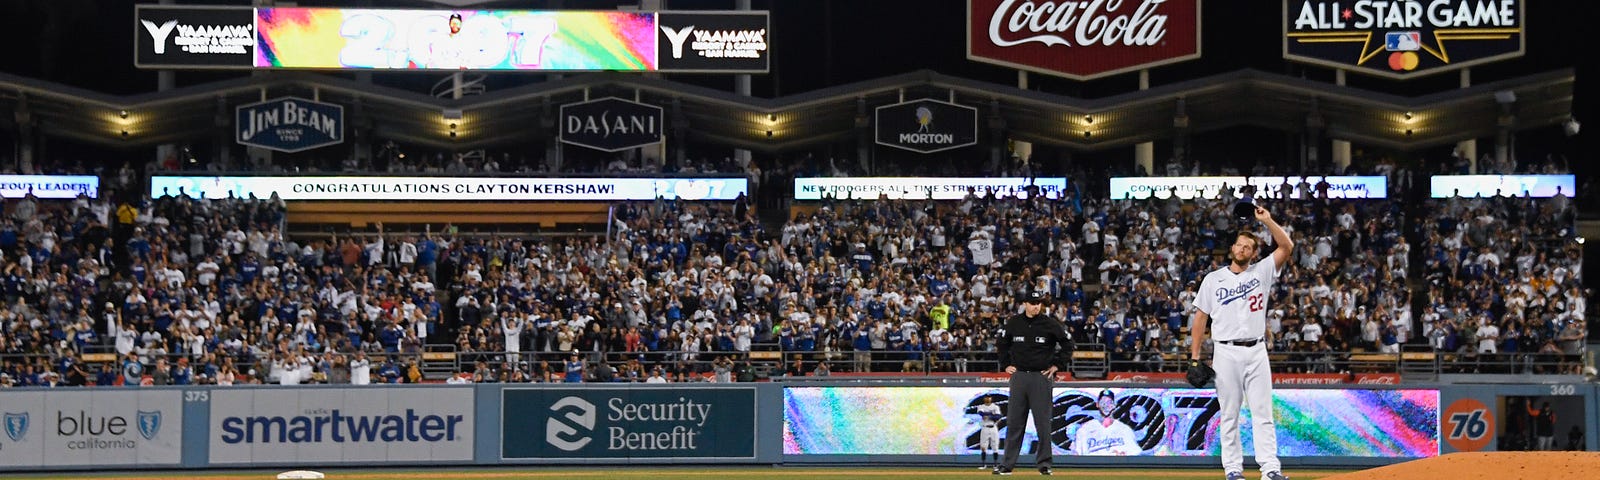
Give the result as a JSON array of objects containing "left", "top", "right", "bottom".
[
  {"left": 1, "top": 383, "right": 1594, "bottom": 470},
  {"left": 139, "top": 1, "right": 1522, "bottom": 79},
  {"left": 136, "top": 6, "right": 768, "bottom": 72},
  {"left": 968, "top": 0, "right": 1522, "bottom": 80},
  {"left": 0, "top": 386, "right": 757, "bottom": 468}
]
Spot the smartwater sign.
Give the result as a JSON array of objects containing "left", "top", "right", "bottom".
[
  {"left": 502, "top": 387, "right": 756, "bottom": 460},
  {"left": 0, "top": 390, "right": 181, "bottom": 468},
  {"left": 875, "top": 99, "right": 979, "bottom": 154},
  {"left": 560, "top": 97, "right": 664, "bottom": 152},
  {"left": 208, "top": 387, "right": 473, "bottom": 464},
  {"left": 237, "top": 97, "right": 344, "bottom": 153}
]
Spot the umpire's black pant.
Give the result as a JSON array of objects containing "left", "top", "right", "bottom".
[{"left": 1001, "top": 371, "right": 1054, "bottom": 469}]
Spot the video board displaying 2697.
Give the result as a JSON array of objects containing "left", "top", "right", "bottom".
[{"left": 134, "top": 5, "right": 768, "bottom": 72}]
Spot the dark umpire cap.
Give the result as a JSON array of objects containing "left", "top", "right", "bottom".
[{"left": 1024, "top": 290, "right": 1048, "bottom": 303}]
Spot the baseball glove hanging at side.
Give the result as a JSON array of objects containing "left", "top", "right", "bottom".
[{"left": 1186, "top": 360, "right": 1215, "bottom": 388}]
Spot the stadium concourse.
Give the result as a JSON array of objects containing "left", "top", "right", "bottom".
[{"left": 0, "top": 153, "right": 1588, "bottom": 388}]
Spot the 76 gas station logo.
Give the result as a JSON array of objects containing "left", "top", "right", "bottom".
[{"left": 1442, "top": 398, "right": 1494, "bottom": 452}]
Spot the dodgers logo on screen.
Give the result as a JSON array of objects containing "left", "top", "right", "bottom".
[
  {"left": 546, "top": 396, "right": 595, "bottom": 451},
  {"left": 137, "top": 410, "right": 162, "bottom": 440},
  {"left": 4, "top": 412, "right": 27, "bottom": 442}
]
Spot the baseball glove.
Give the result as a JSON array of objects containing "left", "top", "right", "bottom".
[{"left": 1185, "top": 360, "right": 1215, "bottom": 388}]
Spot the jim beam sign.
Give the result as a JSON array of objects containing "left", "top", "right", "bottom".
[
  {"left": 1284, "top": 0, "right": 1525, "bottom": 79},
  {"left": 236, "top": 97, "right": 344, "bottom": 153},
  {"left": 560, "top": 97, "right": 664, "bottom": 152},
  {"left": 967, "top": 0, "right": 1202, "bottom": 80},
  {"left": 875, "top": 100, "right": 979, "bottom": 154}
]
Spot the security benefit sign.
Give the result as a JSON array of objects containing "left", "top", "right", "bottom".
[
  {"left": 135, "top": 5, "right": 256, "bottom": 68},
  {"left": 875, "top": 99, "right": 979, "bottom": 154},
  {"left": 1284, "top": 0, "right": 1525, "bottom": 79},
  {"left": 658, "top": 12, "right": 770, "bottom": 72},
  {"left": 502, "top": 387, "right": 757, "bottom": 460},
  {"left": 237, "top": 97, "right": 345, "bottom": 153},
  {"left": 0, "top": 390, "right": 182, "bottom": 468},
  {"left": 967, "top": 0, "right": 1203, "bottom": 80},
  {"left": 209, "top": 387, "right": 474, "bottom": 464},
  {"left": 560, "top": 97, "right": 665, "bottom": 152}
]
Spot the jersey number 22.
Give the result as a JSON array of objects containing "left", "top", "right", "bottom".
[{"left": 1246, "top": 294, "right": 1265, "bottom": 312}]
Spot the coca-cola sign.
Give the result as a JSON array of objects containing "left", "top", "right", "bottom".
[{"left": 967, "top": 0, "right": 1202, "bottom": 80}]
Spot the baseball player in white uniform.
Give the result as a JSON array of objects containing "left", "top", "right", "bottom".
[
  {"left": 976, "top": 396, "right": 1003, "bottom": 469},
  {"left": 1190, "top": 205, "right": 1293, "bottom": 480},
  {"left": 1072, "top": 389, "right": 1140, "bottom": 456}
]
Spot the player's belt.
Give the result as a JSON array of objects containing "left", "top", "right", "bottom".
[{"left": 1217, "top": 337, "right": 1263, "bottom": 347}]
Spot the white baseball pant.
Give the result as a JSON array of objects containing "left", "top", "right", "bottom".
[{"left": 1214, "top": 341, "right": 1280, "bottom": 474}]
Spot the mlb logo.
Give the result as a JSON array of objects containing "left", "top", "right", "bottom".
[{"left": 1386, "top": 32, "right": 1421, "bottom": 52}]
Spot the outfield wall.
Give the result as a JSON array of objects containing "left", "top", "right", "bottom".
[{"left": 0, "top": 382, "right": 1593, "bottom": 471}]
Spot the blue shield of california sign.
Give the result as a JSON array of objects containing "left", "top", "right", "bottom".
[
  {"left": 137, "top": 410, "right": 162, "bottom": 440},
  {"left": 4, "top": 412, "right": 28, "bottom": 441},
  {"left": 236, "top": 96, "right": 345, "bottom": 153}
]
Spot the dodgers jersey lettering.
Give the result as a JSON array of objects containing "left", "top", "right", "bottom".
[
  {"left": 1072, "top": 419, "right": 1140, "bottom": 455},
  {"left": 1195, "top": 257, "right": 1280, "bottom": 342}
]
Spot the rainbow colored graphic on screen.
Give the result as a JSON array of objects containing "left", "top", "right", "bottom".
[
  {"left": 782, "top": 387, "right": 1439, "bottom": 457},
  {"left": 254, "top": 8, "right": 656, "bottom": 70}
]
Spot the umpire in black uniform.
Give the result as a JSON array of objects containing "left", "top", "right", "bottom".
[{"left": 995, "top": 290, "right": 1074, "bottom": 476}]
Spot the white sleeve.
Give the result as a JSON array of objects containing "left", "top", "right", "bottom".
[
  {"left": 1194, "top": 275, "right": 1216, "bottom": 315},
  {"left": 1255, "top": 258, "right": 1279, "bottom": 288}
]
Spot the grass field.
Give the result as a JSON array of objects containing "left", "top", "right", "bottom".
[{"left": 3, "top": 467, "right": 1356, "bottom": 480}]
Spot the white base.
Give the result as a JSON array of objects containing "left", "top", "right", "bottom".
[{"left": 277, "top": 471, "right": 326, "bottom": 479}]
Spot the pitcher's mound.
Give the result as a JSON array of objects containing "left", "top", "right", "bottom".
[{"left": 1324, "top": 452, "right": 1600, "bottom": 480}]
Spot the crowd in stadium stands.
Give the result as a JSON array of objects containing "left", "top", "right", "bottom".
[
  {"left": 1418, "top": 192, "right": 1587, "bottom": 374},
  {"left": 0, "top": 152, "right": 1590, "bottom": 388}
]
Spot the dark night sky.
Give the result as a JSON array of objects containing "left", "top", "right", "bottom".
[{"left": 1, "top": 0, "right": 1595, "bottom": 169}]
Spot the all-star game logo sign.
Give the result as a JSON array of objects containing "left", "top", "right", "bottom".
[{"left": 1283, "top": 0, "right": 1524, "bottom": 79}]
